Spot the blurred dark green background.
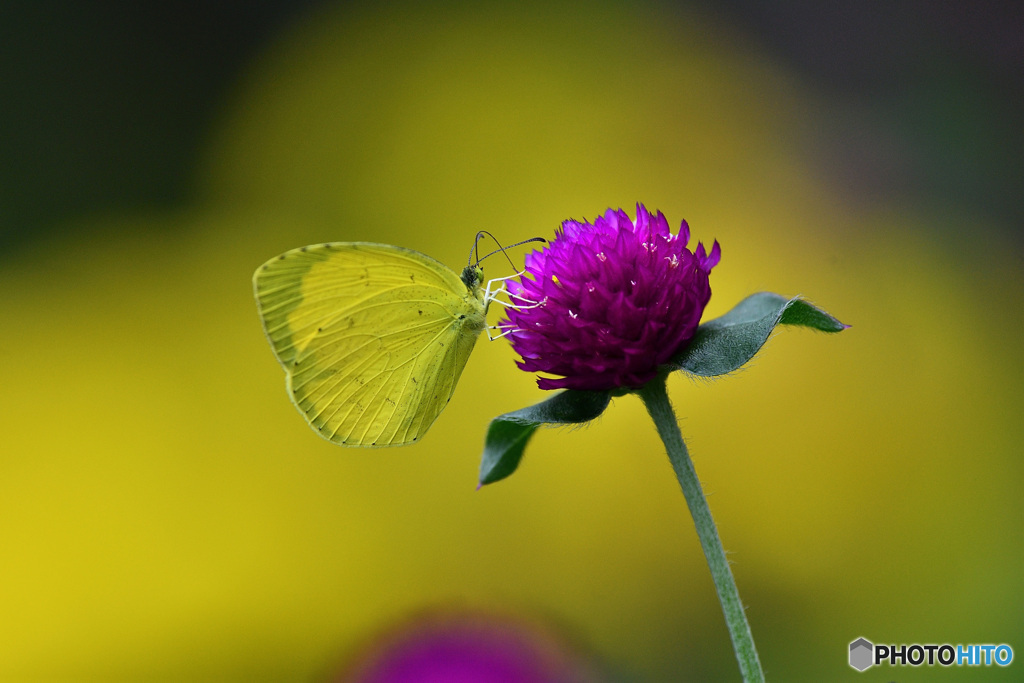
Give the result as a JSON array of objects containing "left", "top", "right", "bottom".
[{"left": 1, "top": 2, "right": 1021, "bottom": 680}]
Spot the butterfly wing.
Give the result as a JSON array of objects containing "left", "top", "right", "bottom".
[{"left": 254, "top": 242, "right": 486, "bottom": 446}]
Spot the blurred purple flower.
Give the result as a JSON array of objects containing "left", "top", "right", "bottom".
[
  {"left": 504, "top": 204, "right": 720, "bottom": 390},
  {"left": 342, "top": 610, "right": 601, "bottom": 683}
]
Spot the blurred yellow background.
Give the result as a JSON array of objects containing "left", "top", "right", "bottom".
[{"left": 1, "top": 2, "right": 1021, "bottom": 680}]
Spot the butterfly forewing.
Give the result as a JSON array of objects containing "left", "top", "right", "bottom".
[{"left": 254, "top": 242, "right": 486, "bottom": 446}]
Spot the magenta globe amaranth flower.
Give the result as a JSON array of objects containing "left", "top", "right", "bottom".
[
  {"left": 341, "top": 609, "right": 602, "bottom": 683},
  {"left": 503, "top": 204, "right": 720, "bottom": 391}
]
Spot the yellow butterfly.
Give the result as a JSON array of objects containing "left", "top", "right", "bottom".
[{"left": 253, "top": 237, "right": 536, "bottom": 447}]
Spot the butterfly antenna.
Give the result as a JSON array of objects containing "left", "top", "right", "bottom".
[
  {"left": 471, "top": 231, "right": 546, "bottom": 270},
  {"left": 470, "top": 231, "right": 484, "bottom": 267}
]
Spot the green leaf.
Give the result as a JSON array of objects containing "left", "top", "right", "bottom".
[
  {"left": 479, "top": 389, "right": 611, "bottom": 486},
  {"left": 673, "top": 292, "right": 847, "bottom": 377}
]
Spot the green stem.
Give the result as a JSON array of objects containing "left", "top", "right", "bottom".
[{"left": 639, "top": 376, "right": 764, "bottom": 683}]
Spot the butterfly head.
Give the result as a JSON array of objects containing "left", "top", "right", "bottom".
[{"left": 460, "top": 264, "right": 485, "bottom": 293}]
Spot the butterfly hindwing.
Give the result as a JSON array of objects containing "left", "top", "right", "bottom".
[{"left": 254, "top": 242, "right": 486, "bottom": 446}]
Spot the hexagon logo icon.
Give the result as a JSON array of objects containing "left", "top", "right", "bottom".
[{"left": 849, "top": 637, "right": 874, "bottom": 671}]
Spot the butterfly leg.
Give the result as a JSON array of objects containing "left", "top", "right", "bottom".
[
  {"left": 483, "top": 272, "right": 549, "bottom": 340},
  {"left": 483, "top": 271, "right": 524, "bottom": 305},
  {"left": 486, "top": 324, "right": 518, "bottom": 341},
  {"left": 484, "top": 273, "right": 548, "bottom": 311}
]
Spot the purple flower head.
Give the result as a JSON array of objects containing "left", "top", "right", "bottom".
[
  {"left": 342, "top": 609, "right": 599, "bottom": 683},
  {"left": 503, "top": 204, "right": 720, "bottom": 391}
]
